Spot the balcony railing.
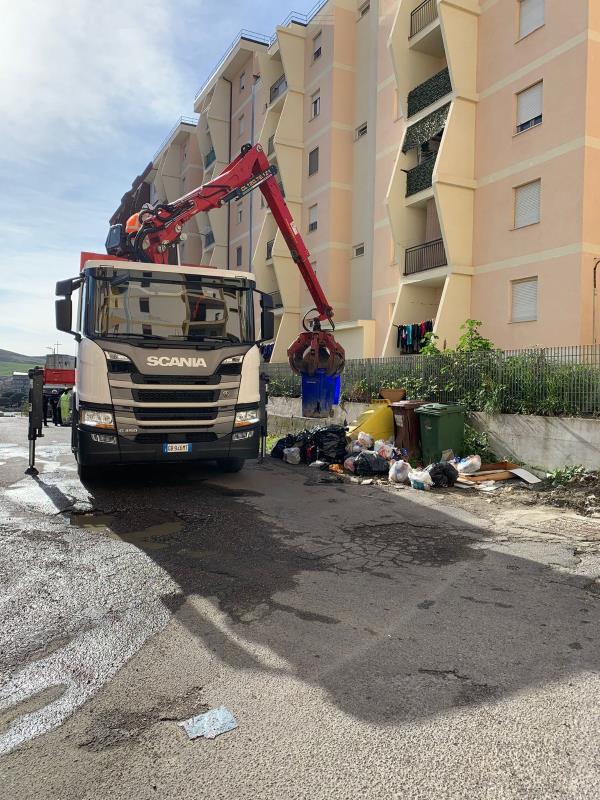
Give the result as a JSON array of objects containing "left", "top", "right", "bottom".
[
  {"left": 204, "top": 231, "right": 215, "bottom": 248},
  {"left": 407, "top": 67, "right": 451, "bottom": 117},
  {"left": 266, "top": 238, "right": 275, "bottom": 260},
  {"left": 204, "top": 147, "right": 216, "bottom": 168},
  {"left": 405, "top": 238, "right": 447, "bottom": 275},
  {"left": 267, "top": 134, "right": 275, "bottom": 155},
  {"left": 406, "top": 154, "right": 437, "bottom": 197},
  {"left": 410, "top": 0, "right": 438, "bottom": 38},
  {"left": 270, "top": 74, "right": 288, "bottom": 104}
]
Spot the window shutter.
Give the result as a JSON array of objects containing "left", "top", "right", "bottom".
[
  {"left": 519, "top": 0, "right": 544, "bottom": 39},
  {"left": 512, "top": 278, "right": 538, "bottom": 322},
  {"left": 515, "top": 180, "right": 541, "bottom": 228},
  {"left": 308, "top": 147, "right": 319, "bottom": 175},
  {"left": 517, "top": 82, "right": 543, "bottom": 126}
]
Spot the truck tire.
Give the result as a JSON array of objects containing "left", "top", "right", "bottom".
[
  {"left": 77, "top": 461, "right": 101, "bottom": 483},
  {"left": 217, "top": 457, "right": 245, "bottom": 473}
]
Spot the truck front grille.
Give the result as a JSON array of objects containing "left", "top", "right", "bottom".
[
  {"left": 132, "top": 389, "right": 218, "bottom": 403},
  {"left": 134, "top": 432, "right": 218, "bottom": 444},
  {"left": 130, "top": 373, "right": 220, "bottom": 385},
  {"left": 133, "top": 408, "right": 219, "bottom": 422}
]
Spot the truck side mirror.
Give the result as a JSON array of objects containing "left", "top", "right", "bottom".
[
  {"left": 260, "top": 294, "right": 275, "bottom": 342},
  {"left": 55, "top": 298, "right": 73, "bottom": 334}
]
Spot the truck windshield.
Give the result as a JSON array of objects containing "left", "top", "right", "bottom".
[{"left": 86, "top": 268, "right": 254, "bottom": 344}]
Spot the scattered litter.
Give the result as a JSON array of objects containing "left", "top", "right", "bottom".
[
  {"left": 283, "top": 447, "right": 301, "bottom": 465},
  {"left": 408, "top": 469, "right": 433, "bottom": 491},
  {"left": 375, "top": 440, "right": 395, "bottom": 460},
  {"left": 510, "top": 467, "right": 541, "bottom": 485},
  {"left": 329, "top": 464, "right": 344, "bottom": 475},
  {"left": 388, "top": 459, "right": 410, "bottom": 485},
  {"left": 357, "top": 432, "right": 374, "bottom": 449},
  {"left": 179, "top": 707, "right": 238, "bottom": 741},
  {"left": 361, "top": 479, "right": 374, "bottom": 485},
  {"left": 455, "top": 455, "right": 482, "bottom": 474},
  {"left": 441, "top": 449, "right": 454, "bottom": 462},
  {"left": 309, "top": 460, "right": 327, "bottom": 468},
  {"left": 343, "top": 456, "right": 357, "bottom": 472}
]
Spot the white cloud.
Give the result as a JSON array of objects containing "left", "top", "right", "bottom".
[{"left": 0, "top": 0, "right": 192, "bottom": 164}]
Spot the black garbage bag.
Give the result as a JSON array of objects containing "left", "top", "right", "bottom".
[
  {"left": 428, "top": 461, "right": 459, "bottom": 488},
  {"left": 292, "top": 430, "right": 313, "bottom": 463},
  {"left": 353, "top": 450, "right": 390, "bottom": 476},
  {"left": 308, "top": 425, "right": 348, "bottom": 464}
]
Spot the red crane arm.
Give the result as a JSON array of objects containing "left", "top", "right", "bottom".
[{"left": 136, "top": 143, "right": 333, "bottom": 323}]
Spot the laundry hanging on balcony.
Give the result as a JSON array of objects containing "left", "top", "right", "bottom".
[
  {"left": 395, "top": 320, "right": 434, "bottom": 354},
  {"left": 402, "top": 103, "right": 451, "bottom": 153}
]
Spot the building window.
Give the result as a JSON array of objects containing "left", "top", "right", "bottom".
[
  {"left": 356, "top": 122, "right": 368, "bottom": 139},
  {"left": 139, "top": 298, "right": 150, "bottom": 313},
  {"left": 142, "top": 324, "right": 152, "bottom": 336},
  {"left": 511, "top": 277, "right": 538, "bottom": 322},
  {"left": 308, "top": 147, "right": 319, "bottom": 176},
  {"left": 266, "top": 238, "right": 274, "bottom": 260},
  {"left": 313, "top": 32, "right": 322, "bottom": 61},
  {"left": 353, "top": 243, "right": 365, "bottom": 258},
  {"left": 308, "top": 204, "right": 318, "bottom": 232},
  {"left": 236, "top": 246, "right": 242, "bottom": 267},
  {"left": 237, "top": 205, "right": 243, "bottom": 224},
  {"left": 239, "top": 114, "right": 245, "bottom": 136},
  {"left": 514, "top": 179, "right": 541, "bottom": 228},
  {"left": 516, "top": 81, "right": 543, "bottom": 133},
  {"left": 519, "top": 0, "right": 544, "bottom": 39},
  {"left": 240, "top": 71, "right": 245, "bottom": 91},
  {"left": 359, "top": 1, "right": 370, "bottom": 17},
  {"left": 311, "top": 91, "right": 320, "bottom": 119},
  {"left": 142, "top": 271, "right": 152, "bottom": 288}
]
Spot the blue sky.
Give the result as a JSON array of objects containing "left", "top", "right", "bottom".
[{"left": 0, "top": 0, "right": 307, "bottom": 356}]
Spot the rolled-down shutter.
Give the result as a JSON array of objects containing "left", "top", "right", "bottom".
[
  {"left": 519, "top": 0, "right": 544, "bottom": 39},
  {"left": 515, "top": 180, "right": 541, "bottom": 228},
  {"left": 512, "top": 278, "right": 538, "bottom": 322},
  {"left": 517, "top": 82, "right": 543, "bottom": 126}
]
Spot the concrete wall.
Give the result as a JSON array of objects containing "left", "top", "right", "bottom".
[
  {"left": 268, "top": 396, "right": 368, "bottom": 435},
  {"left": 471, "top": 412, "right": 600, "bottom": 472}
]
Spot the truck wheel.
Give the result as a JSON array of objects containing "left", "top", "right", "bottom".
[
  {"left": 217, "top": 457, "right": 245, "bottom": 473},
  {"left": 77, "top": 461, "right": 101, "bottom": 483}
]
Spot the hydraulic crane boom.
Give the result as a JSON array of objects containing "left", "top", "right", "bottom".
[{"left": 108, "top": 143, "right": 344, "bottom": 377}]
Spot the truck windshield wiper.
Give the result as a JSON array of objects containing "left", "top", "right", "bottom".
[{"left": 103, "top": 332, "right": 165, "bottom": 340}]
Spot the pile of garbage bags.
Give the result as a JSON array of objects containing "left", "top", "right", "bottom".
[{"left": 271, "top": 425, "right": 481, "bottom": 491}]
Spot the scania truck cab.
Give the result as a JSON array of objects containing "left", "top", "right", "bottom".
[{"left": 56, "top": 256, "right": 274, "bottom": 480}]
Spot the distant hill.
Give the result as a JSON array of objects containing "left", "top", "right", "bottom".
[{"left": 0, "top": 349, "right": 45, "bottom": 364}]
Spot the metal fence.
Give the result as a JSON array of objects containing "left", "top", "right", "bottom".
[{"left": 264, "top": 346, "right": 600, "bottom": 417}]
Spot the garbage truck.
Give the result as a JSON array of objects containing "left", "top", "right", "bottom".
[{"left": 55, "top": 143, "right": 344, "bottom": 479}]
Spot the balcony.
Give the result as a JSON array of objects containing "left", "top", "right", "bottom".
[
  {"left": 407, "top": 67, "right": 451, "bottom": 118},
  {"left": 204, "top": 147, "right": 216, "bottom": 169},
  {"left": 266, "top": 238, "right": 275, "bottom": 260},
  {"left": 410, "top": 0, "right": 438, "bottom": 38},
  {"left": 270, "top": 75, "right": 288, "bottom": 104},
  {"left": 406, "top": 154, "right": 436, "bottom": 197},
  {"left": 404, "top": 238, "right": 447, "bottom": 275}
]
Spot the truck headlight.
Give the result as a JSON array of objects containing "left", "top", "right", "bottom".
[
  {"left": 234, "top": 408, "right": 259, "bottom": 427},
  {"left": 80, "top": 409, "right": 115, "bottom": 430},
  {"left": 105, "top": 351, "right": 131, "bottom": 362},
  {"left": 222, "top": 355, "right": 244, "bottom": 364}
]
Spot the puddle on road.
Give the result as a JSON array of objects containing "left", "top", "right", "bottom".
[{"left": 70, "top": 512, "right": 183, "bottom": 551}]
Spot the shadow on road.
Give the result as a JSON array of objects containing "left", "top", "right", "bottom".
[{"left": 76, "top": 461, "right": 599, "bottom": 726}]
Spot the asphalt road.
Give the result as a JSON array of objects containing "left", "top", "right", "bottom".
[{"left": 0, "top": 416, "right": 599, "bottom": 799}]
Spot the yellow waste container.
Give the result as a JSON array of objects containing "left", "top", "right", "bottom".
[{"left": 348, "top": 401, "right": 394, "bottom": 442}]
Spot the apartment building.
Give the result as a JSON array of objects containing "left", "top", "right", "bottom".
[{"left": 111, "top": 0, "right": 600, "bottom": 359}]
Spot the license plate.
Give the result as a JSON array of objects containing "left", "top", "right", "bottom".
[{"left": 163, "top": 443, "right": 192, "bottom": 454}]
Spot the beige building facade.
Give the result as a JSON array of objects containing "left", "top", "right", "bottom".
[{"left": 120, "top": 0, "right": 600, "bottom": 359}]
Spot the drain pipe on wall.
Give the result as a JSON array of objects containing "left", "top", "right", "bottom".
[
  {"left": 594, "top": 258, "right": 600, "bottom": 345},
  {"left": 224, "top": 77, "right": 232, "bottom": 270}
]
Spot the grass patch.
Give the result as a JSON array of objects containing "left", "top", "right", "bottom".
[{"left": 0, "top": 361, "right": 37, "bottom": 376}]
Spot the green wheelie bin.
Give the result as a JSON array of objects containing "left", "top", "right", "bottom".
[{"left": 415, "top": 403, "right": 465, "bottom": 465}]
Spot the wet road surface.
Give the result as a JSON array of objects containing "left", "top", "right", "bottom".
[{"left": 0, "top": 416, "right": 599, "bottom": 799}]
